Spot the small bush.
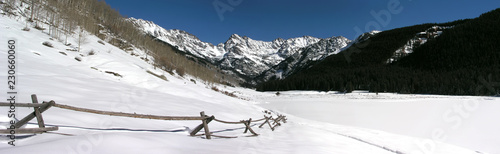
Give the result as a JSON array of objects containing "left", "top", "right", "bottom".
[
  {"left": 176, "top": 67, "right": 185, "bottom": 77},
  {"left": 223, "top": 91, "right": 237, "bottom": 98},
  {"left": 42, "top": 41, "right": 53, "bottom": 47},
  {"left": 190, "top": 79, "right": 197, "bottom": 84},
  {"left": 22, "top": 27, "right": 30, "bottom": 31},
  {"left": 88, "top": 50, "right": 96, "bottom": 56},
  {"left": 66, "top": 48, "right": 77, "bottom": 52},
  {"left": 105, "top": 71, "right": 123, "bottom": 77},
  {"left": 75, "top": 57, "right": 82, "bottom": 62},
  {"left": 211, "top": 86, "right": 219, "bottom": 92},
  {"left": 34, "top": 25, "right": 45, "bottom": 30},
  {"left": 146, "top": 70, "right": 168, "bottom": 81},
  {"left": 166, "top": 70, "right": 174, "bottom": 76},
  {"left": 59, "top": 51, "right": 67, "bottom": 55},
  {"left": 97, "top": 40, "right": 105, "bottom": 45}
]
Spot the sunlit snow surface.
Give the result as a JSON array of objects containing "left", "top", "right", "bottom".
[
  {"left": 255, "top": 91, "right": 499, "bottom": 154},
  {"left": 0, "top": 16, "right": 489, "bottom": 154}
]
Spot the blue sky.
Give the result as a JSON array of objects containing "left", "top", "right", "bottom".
[{"left": 105, "top": 0, "right": 500, "bottom": 45}]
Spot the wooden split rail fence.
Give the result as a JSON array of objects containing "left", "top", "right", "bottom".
[{"left": 0, "top": 94, "right": 287, "bottom": 139}]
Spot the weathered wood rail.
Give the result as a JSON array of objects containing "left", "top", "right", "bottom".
[
  {"left": 0, "top": 94, "right": 287, "bottom": 139},
  {"left": 52, "top": 103, "right": 204, "bottom": 121}
]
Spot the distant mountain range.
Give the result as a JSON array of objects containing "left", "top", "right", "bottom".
[
  {"left": 128, "top": 8, "right": 499, "bottom": 95},
  {"left": 129, "top": 18, "right": 350, "bottom": 85}
]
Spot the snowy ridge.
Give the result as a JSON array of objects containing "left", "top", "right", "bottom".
[
  {"left": 343, "top": 30, "right": 381, "bottom": 50},
  {"left": 128, "top": 17, "right": 226, "bottom": 62},
  {"left": 220, "top": 34, "right": 322, "bottom": 77},
  {"left": 387, "top": 26, "right": 452, "bottom": 63},
  {"left": 257, "top": 36, "right": 351, "bottom": 81},
  {"left": 128, "top": 18, "right": 347, "bottom": 81}
]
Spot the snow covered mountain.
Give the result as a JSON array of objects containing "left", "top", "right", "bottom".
[
  {"left": 128, "top": 18, "right": 348, "bottom": 83},
  {"left": 128, "top": 18, "right": 226, "bottom": 62},
  {"left": 256, "top": 36, "right": 351, "bottom": 82},
  {"left": 220, "top": 34, "right": 322, "bottom": 78}
]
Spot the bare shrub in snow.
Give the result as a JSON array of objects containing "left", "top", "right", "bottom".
[
  {"left": 146, "top": 70, "right": 168, "bottom": 81},
  {"left": 176, "top": 67, "right": 185, "bottom": 77},
  {"left": 66, "top": 48, "right": 77, "bottom": 52},
  {"left": 98, "top": 40, "right": 105, "bottom": 45},
  {"left": 105, "top": 71, "right": 123, "bottom": 77},
  {"left": 88, "top": 50, "right": 96, "bottom": 56},
  {"left": 211, "top": 86, "right": 220, "bottom": 92},
  {"left": 34, "top": 25, "right": 45, "bottom": 30},
  {"left": 42, "top": 41, "right": 53, "bottom": 47}
]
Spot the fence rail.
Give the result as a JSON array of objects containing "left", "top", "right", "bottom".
[
  {"left": 53, "top": 103, "right": 204, "bottom": 121},
  {"left": 0, "top": 94, "right": 287, "bottom": 139}
]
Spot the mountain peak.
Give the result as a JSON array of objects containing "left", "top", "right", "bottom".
[{"left": 230, "top": 33, "right": 241, "bottom": 39}]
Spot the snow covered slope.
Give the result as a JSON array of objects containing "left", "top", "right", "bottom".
[{"left": 0, "top": 13, "right": 477, "bottom": 154}]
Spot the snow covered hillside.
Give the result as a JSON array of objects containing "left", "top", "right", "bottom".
[{"left": 0, "top": 10, "right": 479, "bottom": 154}]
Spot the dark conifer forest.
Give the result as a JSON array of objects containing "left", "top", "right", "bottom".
[{"left": 257, "top": 9, "right": 500, "bottom": 96}]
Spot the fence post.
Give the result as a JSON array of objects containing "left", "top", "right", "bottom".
[
  {"left": 272, "top": 116, "right": 283, "bottom": 126},
  {"left": 259, "top": 116, "right": 269, "bottom": 128},
  {"left": 15, "top": 100, "right": 54, "bottom": 128},
  {"left": 200, "top": 111, "right": 211, "bottom": 139},
  {"left": 243, "top": 118, "right": 258, "bottom": 136},
  {"left": 267, "top": 116, "right": 275, "bottom": 131},
  {"left": 243, "top": 118, "right": 251, "bottom": 133},
  {"left": 31, "top": 94, "right": 46, "bottom": 128}
]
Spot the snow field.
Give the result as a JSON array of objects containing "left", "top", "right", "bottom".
[{"left": 254, "top": 91, "right": 499, "bottom": 154}]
